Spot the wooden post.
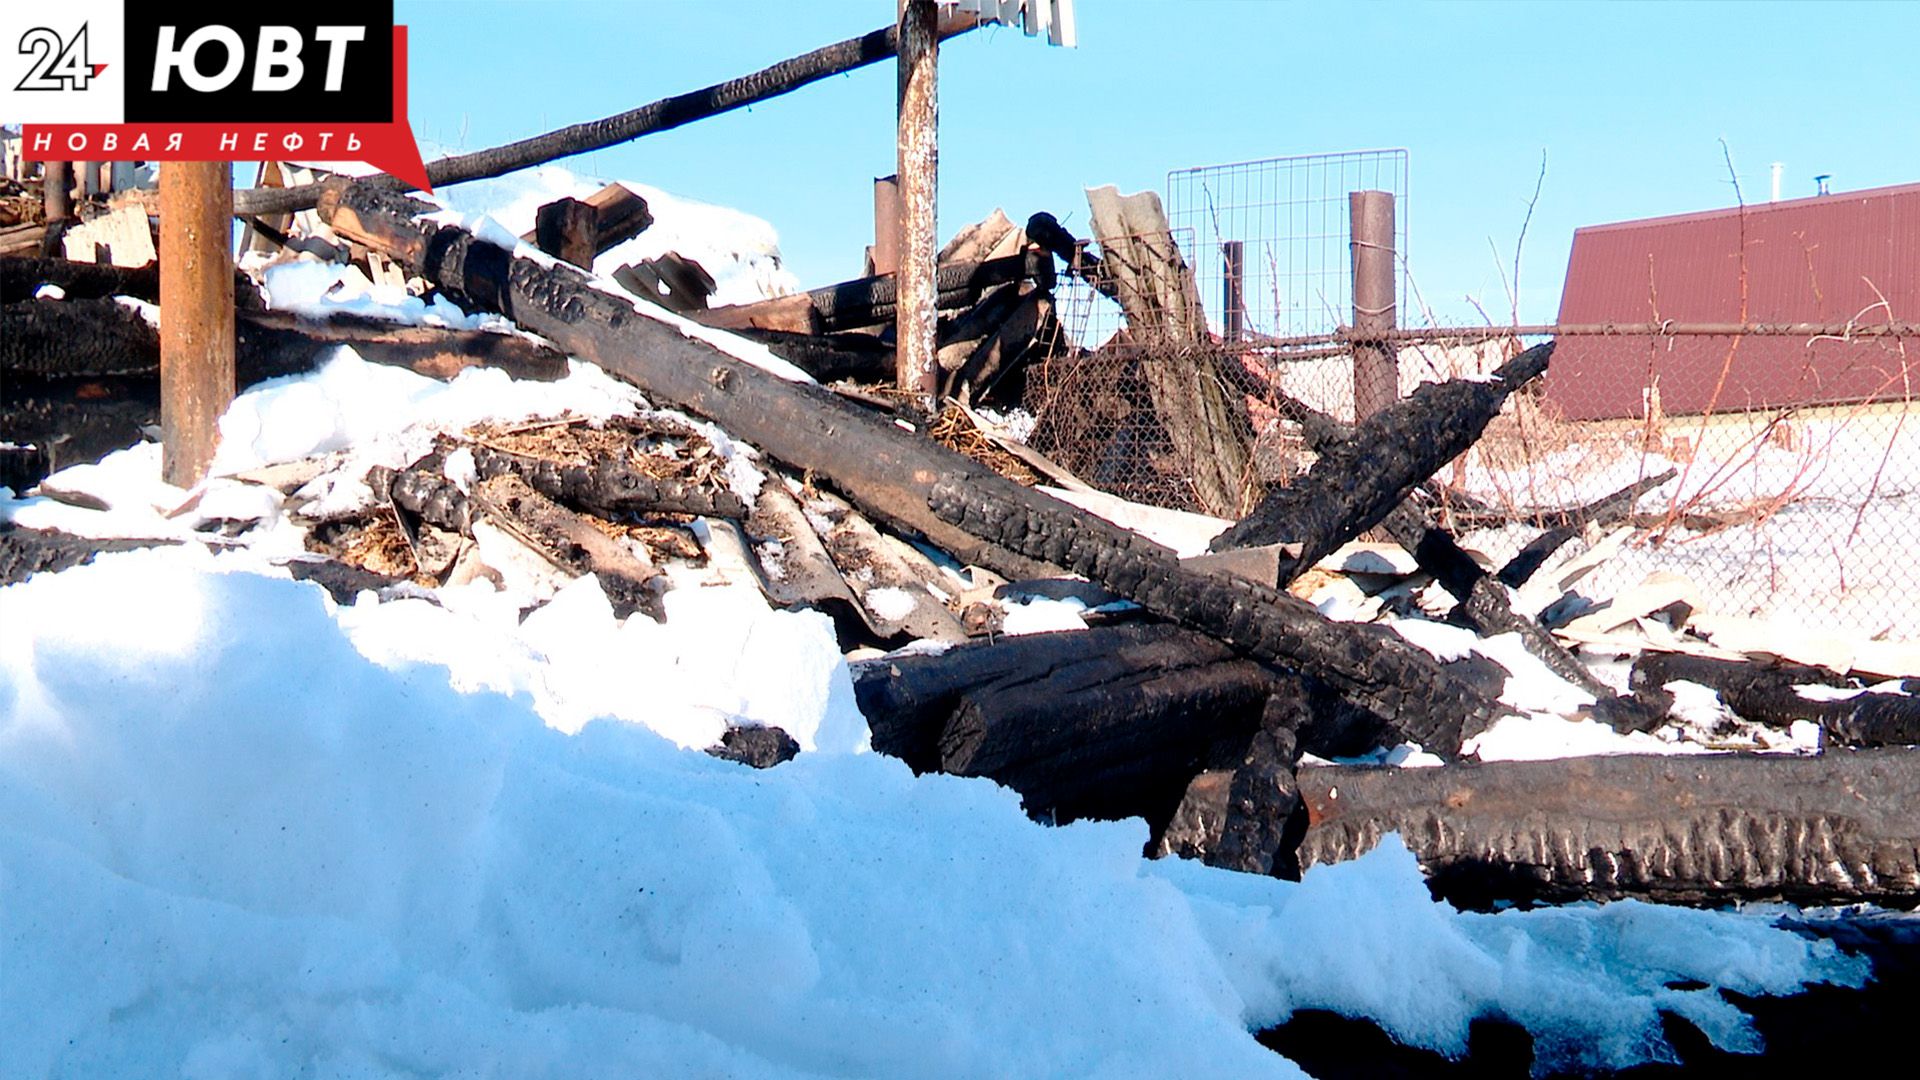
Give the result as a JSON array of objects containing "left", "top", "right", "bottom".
[
  {"left": 872, "top": 174, "right": 902, "bottom": 276},
  {"left": 159, "top": 162, "right": 235, "bottom": 487},
  {"left": 1221, "top": 239, "right": 1245, "bottom": 344},
  {"left": 42, "top": 161, "right": 73, "bottom": 223},
  {"left": 1349, "top": 190, "right": 1397, "bottom": 419},
  {"left": 896, "top": 0, "right": 939, "bottom": 401}
]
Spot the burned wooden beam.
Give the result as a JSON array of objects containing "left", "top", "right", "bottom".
[
  {"left": 313, "top": 179, "right": 1506, "bottom": 754},
  {"left": 0, "top": 523, "right": 172, "bottom": 587},
  {"left": 700, "top": 251, "right": 1052, "bottom": 334},
  {"left": 855, "top": 623, "right": 1284, "bottom": 827},
  {"left": 1632, "top": 652, "right": 1920, "bottom": 749},
  {"left": 926, "top": 476, "right": 1508, "bottom": 755},
  {"left": 1, "top": 254, "right": 266, "bottom": 307},
  {"left": 734, "top": 327, "right": 896, "bottom": 384},
  {"left": 470, "top": 473, "right": 664, "bottom": 621},
  {"left": 1297, "top": 750, "right": 1920, "bottom": 907},
  {"left": 233, "top": 17, "right": 983, "bottom": 217},
  {"left": 1446, "top": 467, "right": 1679, "bottom": 532},
  {"left": 1, "top": 299, "right": 569, "bottom": 386},
  {"left": 1209, "top": 343, "right": 1554, "bottom": 581}
]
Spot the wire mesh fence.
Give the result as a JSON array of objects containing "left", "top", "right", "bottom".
[{"left": 1165, "top": 149, "right": 1408, "bottom": 341}]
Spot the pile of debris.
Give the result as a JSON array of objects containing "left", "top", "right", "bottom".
[{"left": 9, "top": 165, "right": 1920, "bottom": 917}]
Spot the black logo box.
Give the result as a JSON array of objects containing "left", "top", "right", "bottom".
[{"left": 123, "top": 3, "right": 395, "bottom": 123}]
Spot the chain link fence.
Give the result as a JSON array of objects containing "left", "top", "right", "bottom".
[{"left": 1024, "top": 291, "right": 1920, "bottom": 637}]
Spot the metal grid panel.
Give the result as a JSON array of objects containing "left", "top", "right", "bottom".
[{"left": 1165, "top": 149, "right": 1409, "bottom": 340}]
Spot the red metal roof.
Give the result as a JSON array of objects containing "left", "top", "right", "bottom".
[{"left": 1546, "top": 183, "right": 1920, "bottom": 420}]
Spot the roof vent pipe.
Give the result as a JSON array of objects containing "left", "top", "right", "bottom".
[
  {"left": 1815, "top": 174, "right": 1832, "bottom": 196},
  {"left": 1771, "top": 162, "right": 1783, "bottom": 202}
]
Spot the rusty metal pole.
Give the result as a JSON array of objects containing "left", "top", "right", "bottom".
[
  {"left": 1222, "top": 240, "right": 1245, "bottom": 344},
  {"left": 896, "top": 0, "right": 939, "bottom": 402},
  {"left": 159, "top": 162, "right": 235, "bottom": 488},
  {"left": 1349, "top": 190, "right": 1397, "bottom": 418},
  {"left": 872, "top": 174, "right": 902, "bottom": 276}
]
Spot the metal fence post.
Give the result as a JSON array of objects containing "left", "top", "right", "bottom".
[
  {"left": 1349, "top": 190, "right": 1397, "bottom": 418},
  {"left": 1222, "top": 239, "right": 1245, "bottom": 344}
]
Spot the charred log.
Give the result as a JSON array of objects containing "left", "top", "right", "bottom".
[
  {"left": 707, "top": 726, "right": 801, "bottom": 769},
  {"left": 1298, "top": 750, "right": 1920, "bottom": 907},
  {"left": 1448, "top": 467, "right": 1679, "bottom": 532},
  {"left": 2, "top": 298, "right": 569, "bottom": 385},
  {"left": 732, "top": 327, "right": 896, "bottom": 384},
  {"left": 1632, "top": 652, "right": 1920, "bottom": 749},
  {"left": 0, "top": 254, "right": 263, "bottom": 307},
  {"left": 926, "top": 477, "right": 1509, "bottom": 756},
  {"left": 470, "top": 473, "right": 664, "bottom": 621},
  {"left": 855, "top": 624, "right": 1283, "bottom": 828},
  {"left": 0, "top": 523, "right": 171, "bottom": 586},
  {"left": 1208, "top": 343, "right": 1553, "bottom": 579}
]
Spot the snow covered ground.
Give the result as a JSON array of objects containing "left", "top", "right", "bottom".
[{"left": 0, "top": 171, "right": 1881, "bottom": 1076}]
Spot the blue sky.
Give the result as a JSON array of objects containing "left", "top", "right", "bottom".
[{"left": 396, "top": 1, "right": 1920, "bottom": 326}]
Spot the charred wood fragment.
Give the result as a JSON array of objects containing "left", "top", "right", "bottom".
[
  {"left": 925, "top": 476, "right": 1509, "bottom": 756},
  {"left": 366, "top": 464, "right": 473, "bottom": 534},
  {"left": 2, "top": 298, "right": 569, "bottom": 384},
  {"left": 0, "top": 523, "right": 171, "bottom": 586},
  {"left": 700, "top": 251, "right": 1053, "bottom": 334},
  {"left": 1632, "top": 652, "right": 1920, "bottom": 749},
  {"left": 469, "top": 445, "right": 747, "bottom": 520},
  {"left": 856, "top": 624, "right": 1283, "bottom": 827},
  {"left": 707, "top": 726, "right": 801, "bottom": 769},
  {"left": 1448, "top": 467, "right": 1679, "bottom": 532},
  {"left": 0, "top": 254, "right": 263, "bottom": 308},
  {"left": 1297, "top": 750, "right": 1920, "bottom": 907},
  {"left": 733, "top": 327, "right": 897, "bottom": 384},
  {"left": 1209, "top": 343, "right": 1554, "bottom": 578},
  {"left": 470, "top": 473, "right": 664, "bottom": 621}
]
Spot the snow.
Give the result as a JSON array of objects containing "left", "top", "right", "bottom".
[
  {"left": 0, "top": 172, "right": 1884, "bottom": 1075},
  {"left": 862, "top": 585, "right": 920, "bottom": 624},
  {"left": 0, "top": 553, "right": 1866, "bottom": 1076},
  {"left": 1000, "top": 595, "right": 1091, "bottom": 635}
]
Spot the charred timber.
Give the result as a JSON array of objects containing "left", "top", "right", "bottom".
[
  {"left": 702, "top": 251, "right": 1053, "bottom": 334},
  {"left": 2, "top": 299, "right": 569, "bottom": 385},
  {"left": 233, "top": 17, "right": 983, "bottom": 218},
  {"left": 855, "top": 624, "right": 1285, "bottom": 827},
  {"left": 1632, "top": 652, "right": 1920, "bottom": 749},
  {"left": 1208, "top": 343, "right": 1553, "bottom": 578},
  {"left": 314, "top": 179, "right": 1508, "bottom": 751},
  {"left": 469, "top": 445, "right": 748, "bottom": 520},
  {"left": 1297, "top": 750, "right": 1920, "bottom": 907},
  {"left": 0, "top": 523, "right": 171, "bottom": 587},
  {"left": 926, "top": 476, "right": 1509, "bottom": 755},
  {"left": 1, "top": 254, "right": 264, "bottom": 307},
  {"left": 1446, "top": 467, "right": 1679, "bottom": 532}
]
